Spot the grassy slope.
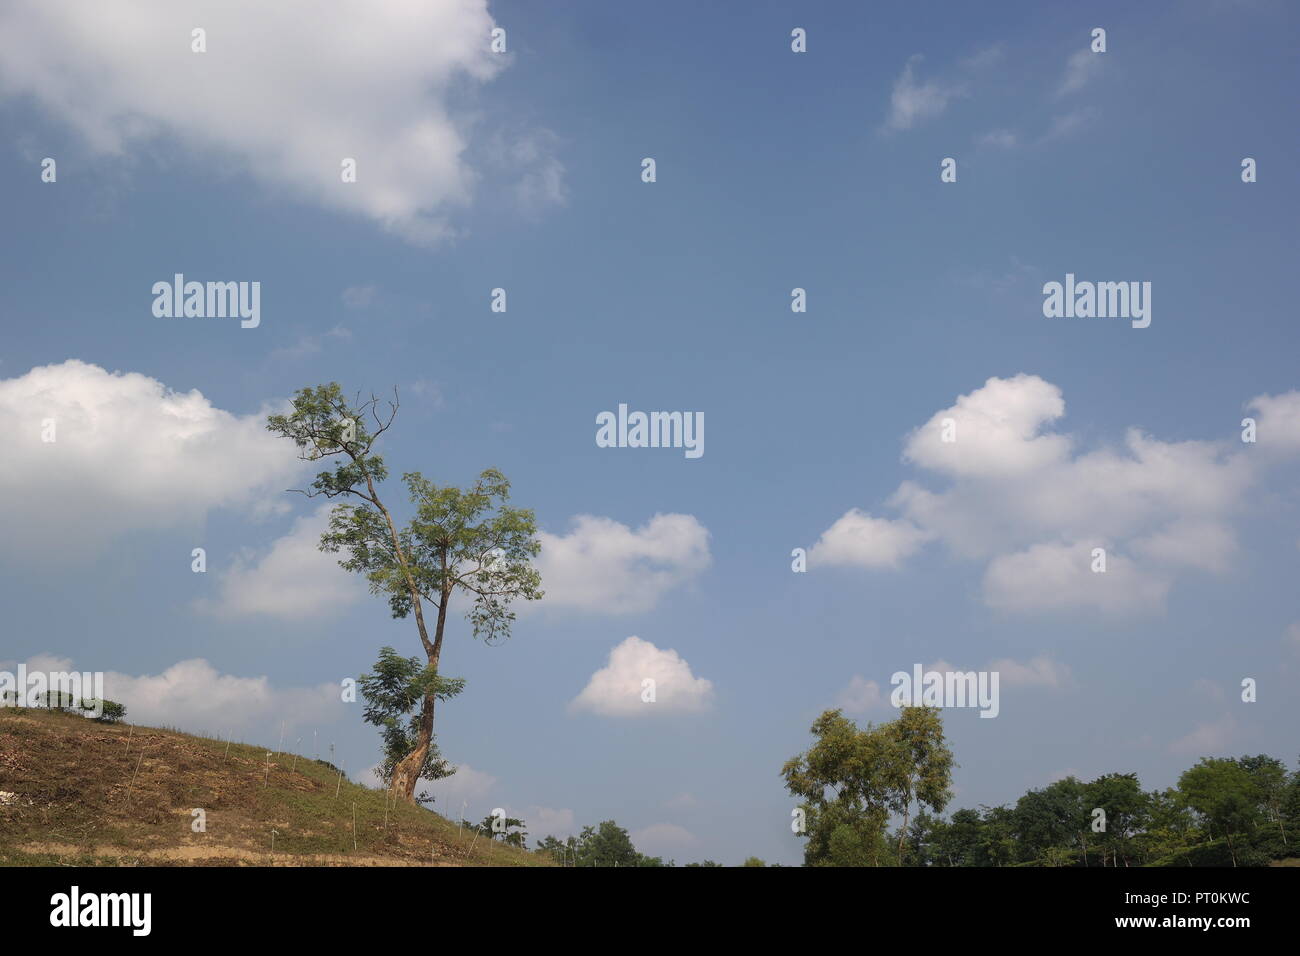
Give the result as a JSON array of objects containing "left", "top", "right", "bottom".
[{"left": 0, "top": 709, "right": 549, "bottom": 867}]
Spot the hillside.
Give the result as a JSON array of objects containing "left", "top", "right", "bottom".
[{"left": 0, "top": 709, "right": 549, "bottom": 867}]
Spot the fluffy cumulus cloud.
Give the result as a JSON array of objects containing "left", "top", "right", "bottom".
[
  {"left": 812, "top": 374, "right": 1299, "bottom": 615},
  {"left": 1247, "top": 391, "right": 1300, "bottom": 455},
  {"left": 0, "top": 0, "right": 562, "bottom": 243},
  {"left": 836, "top": 675, "right": 887, "bottom": 714},
  {"left": 12, "top": 653, "right": 341, "bottom": 737},
  {"left": 198, "top": 505, "right": 363, "bottom": 621},
  {"left": 536, "top": 514, "right": 711, "bottom": 614},
  {"left": 570, "top": 636, "right": 714, "bottom": 718},
  {"left": 809, "top": 509, "right": 931, "bottom": 570},
  {"left": 982, "top": 543, "right": 1170, "bottom": 615},
  {"left": 902, "top": 374, "right": 1071, "bottom": 479},
  {"left": 0, "top": 360, "right": 300, "bottom": 551}
]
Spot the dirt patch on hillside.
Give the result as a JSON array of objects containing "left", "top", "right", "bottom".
[{"left": 21, "top": 841, "right": 455, "bottom": 867}]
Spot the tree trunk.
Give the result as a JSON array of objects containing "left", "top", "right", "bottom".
[
  {"left": 897, "top": 798, "right": 911, "bottom": 865},
  {"left": 390, "top": 691, "right": 435, "bottom": 802},
  {"left": 389, "top": 579, "right": 450, "bottom": 804}
]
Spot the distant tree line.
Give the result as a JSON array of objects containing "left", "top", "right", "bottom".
[
  {"left": 529, "top": 820, "right": 764, "bottom": 867},
  {"left": 4, "top": 691, "right": 125, "bottom": 723},
  {"left": 784, "top": 706, "right": 1298, "bottom": 867},
  {"left": 901, "top": 754, "right": 1297, "bottom": 868}
]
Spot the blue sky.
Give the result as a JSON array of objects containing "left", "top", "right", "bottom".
[{"left": 1, "top": 0, "right": 1297, "bottom": 864}]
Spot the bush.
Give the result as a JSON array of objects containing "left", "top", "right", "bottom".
[{"left": 81, "top": 698, "right": 126, "bottom": 723}]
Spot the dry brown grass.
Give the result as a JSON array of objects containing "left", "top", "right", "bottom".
[{"left": 0, "top": 709, "right": 549, "bottom": 867}]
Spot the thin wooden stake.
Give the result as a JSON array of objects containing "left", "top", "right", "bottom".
[{"left": 124, "top": 746, "right": 146, "bottom": 803}]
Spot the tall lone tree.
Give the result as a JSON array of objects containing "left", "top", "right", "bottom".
[{"left": 268, "top": 384, "right": 542, "bottom": 803}]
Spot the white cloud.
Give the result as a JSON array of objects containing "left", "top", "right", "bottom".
[
  {"left": 536, "top": 514, "right": 711, "bottom": 614},
  {"left": 809, "top": 510, "right": 931, "bottom": 570},
  {"left": 13, "top": 654, "right": 344, "bottom": 737},
  {"left": 423, "top": 763, "right": 498, "bottom": 814},
  {"left": 1059, "top": 49, "right": 1102, "bottom": 95},
  {"left": 1170, "top": 715, "right": 1236, "bottom": 756},
  {"left": 0, "top": 1, "right": 559, "bottom": 243},
  {"left": 1247, "top": 390, "right": 1300, "bottom": 455},
  {"left": 987, "top": 655, "right": 1071, "bottom": 688},
  {"left": 570, "top": 636, "right": 714, "bottom": 718},
  {"left": 883, "top": 55, "right": 967, "bottom": 132},
  {"left": 1132, "top": 520, "right": 1237, "bottom": 572},
  {"left": 812, "top": 374, "right": 1282, "bottom": 615},
  {"left": 983, "top": 543, "right": 1170, "bottom": 615},
  {"left": 198, "top": 504, "right": 363, "bottom": 621},
  {"left": 631, "top": 822, "right": 697, "bottom": 855},
  {"left": 0, "top": 360, "right": 301, "bottom": 553},
  {"left": 882, "top": 656, "right": 1068, "bottom": 694},
  {"left": 902, "top": 374, "right": 1071, "bottom": 478},
  {"left": 836, "top": 675, "right": 887, "bottom": 714},
  {"left": 524, "top": 806, "right": 576, "bottom": 838}
]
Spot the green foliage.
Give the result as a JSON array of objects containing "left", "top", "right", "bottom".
[
  {"left": 85, "top": 699, "right": 126, "bottom": 724},
  {"left": 1085, "top": 772, "right": 1149, "bottom": 865},
  {"left": 24, "top": 693, "right": 125, "bottom": 724},
  {"left": 534, "top": 834, "right": 580, "bottom": 865},
  {"left": 357, "top": 646, "right": 463, "bottom": 789},
  {"left": 268, "top": 383, "right": 543, "bottom": 801},
  {"left": 1178, "top": 757, "right": 1263, "bottom": 866},
  {"left": 782, "top": 705, "right": 1293, "bottom": 867},
  {"left": 533, "top": 820, "right": 667, "bottom": 867},
  {"left": 265, "top": 383, "right": 392, "bottom": 500},
  {"left": 344, "top": 468, "right": 544, "bottom": 643},
  {"left": 782, "top": 707, "right": 953, "bottom": 867},
  {"left": 472, "top": 813, "right": 528, "bottom": 848},
  {"left": 575, "top": 820, "right": 639, "bottom": 867}
]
